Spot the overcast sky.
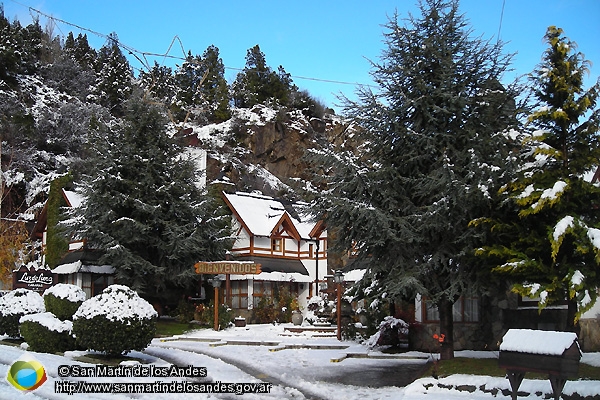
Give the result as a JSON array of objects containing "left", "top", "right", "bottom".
[{"left": 4, "top": 0, "right": 599, "bottom": 111}]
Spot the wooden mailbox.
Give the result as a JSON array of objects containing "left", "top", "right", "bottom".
[{"left": 498, "top": 329, "right": 581, "bottom": 400}]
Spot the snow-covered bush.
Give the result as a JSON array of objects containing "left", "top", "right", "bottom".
[
  {"left": 72, "top": 285, "right": 157, "bottom": 355},
  {"left": 304, "top": 295, "right": 334, "bottom": 324},
  {"left": 366, "top": 316, "right": 409, "bottom": 349},
  {"left": 0, "top": 289, "right": 45, "bottom": 338},
  {"left": 20, "top": 312, "right": 76, "bottom": 353},
  {"left": 43, "top": 283, "right": 86, "bottom": 321}
]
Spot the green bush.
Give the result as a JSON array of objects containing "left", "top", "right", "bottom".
[
  {"left": 43, "top": 283, "right": 86, "bottom": 320},
  {"left": 0, "top": 289, "right": 45, "bottom": 338},
  {"left": 174, "top": 298, "right": 195, "bottom": 323},
  {"left": 20, "top": 312, "right": 76, "bottom": 353},
  {"left": 252, "top": 296, "right": 278, "bottom": 324},
  {"left": 73, "top": 285, "right": 157, "bottom": 355},
  {"left": 196, "top": 301, "right": 233, "bottom": 330}
]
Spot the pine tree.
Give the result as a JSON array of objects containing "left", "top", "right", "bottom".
[
  {"left": 71, "top": 96, "right": 231, "bottom": 302},
  {"left": 138, "top": 61, "right": 176, "bottom": 106},
  {"left": 172, "top": 52, "right": 205, "bottom": 123},
  {"left": 481, "top": 26, "right": 600, "bottom": 330},
  {"left": 64, "top": 33, "right": 97, "bottom": 71},
  {"left": 311, "top": 0, "right": 517, "bottom": 359},
  {"left": 171, "top": 46, "right": 231, "bottom": 124},
  {"left": 200, "top": 45, "right": 231, "bottom": 122},
  {"left": 0, "top": 8, "right": 23, "bottom": 85},
  {"left": 232, "top": 44, "right": 295, "bottom": 108},
  {"left": 92, "top": 33, "right": 132, "bottom": 117}
]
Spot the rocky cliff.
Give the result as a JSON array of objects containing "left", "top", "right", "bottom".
[{"left": 185, "top": 104, "right": 355, "bottom": 199}]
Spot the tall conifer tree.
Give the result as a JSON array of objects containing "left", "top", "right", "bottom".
[
  {"left": 311, "top": 0, "right": 517, "bottom": 359},
  {"left": 479, "top": 26, "right": 600, "bottom": 330},
  {"left": 93, "top": 33, "right": 132, "bottom": 117},
  {"left": 71, "top": 97, "right": 231, "bottom": 302}
]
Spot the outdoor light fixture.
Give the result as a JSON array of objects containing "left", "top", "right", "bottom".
[
  {"left": 333, "top": 270, "right": 344, "bottom": 284},
  {"left": 333, "top": 270, "right": 344, "bottom": 341},
  {"left": 209, "top": 275, "right": 224, "bottom": 330}
]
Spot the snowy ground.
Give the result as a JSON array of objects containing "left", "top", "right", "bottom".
[{"left": 0, "top": 323, "right": 599, "bottom": 399}]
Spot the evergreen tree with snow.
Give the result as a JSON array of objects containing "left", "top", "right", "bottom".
[
  {"left": 199, "top": 45, "right": 231, "bottom": 122},
  {"left": 172, "top": 52, "right": 207, "bottom": 124},
  {"left": 171, "top": 46, "right": 230, "bottom": 124},
  {"left": 232, "top": 44, "right": 296, "bottom": 108},
  {"left": 71, "top": 95, "right": 231, "bottom": 302},
  {"left": 311, "top": 0, "right": 518, "bottom": 359},
  {"left": 64, "top": 32, "right": 97, "bottom": 71},
  {"left": 138, "top": 61, "right": 176, "bottom": 106},
  {"left": 92, "top": 33, "right": 132, "bottom": 117},
  {"left": 479, "top": 26, "right": 600, "bottom": 331}
]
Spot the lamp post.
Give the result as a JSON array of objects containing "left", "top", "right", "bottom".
[
  {"left": 209, "top": 275, "right": 224, "bottom": 331},
  {"left": 333, "top": 270, "right": 344, "bottom": 341}
]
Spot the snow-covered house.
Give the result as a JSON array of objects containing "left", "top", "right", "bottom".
[
  {"left": 221, "top": 191, "right": 327, "bottom": 314},
  {"left": 29, "top": 188, "right": 115, "bottom": 299}
]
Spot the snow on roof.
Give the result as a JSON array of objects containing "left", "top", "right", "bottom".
[
  {"left": 63, "top": 190, "right": 84, "bottom": 208},
  {"left": 43, "top": 283, "right": 86, "bottom": 302},
  {"left": 224, "top": 192, "right": 320, "bottom": 239},
  {"left": 229, "top": 271, "right": 313, "bottom": 282},
  {"left": 51, "top": 261, "right": 114, "bottom": 275},
  {"left": 20, "top": 312, "right": 73, "bottom": 333},
  {"left": 500, "top": 329, "right": 580, "bottom": 356}
]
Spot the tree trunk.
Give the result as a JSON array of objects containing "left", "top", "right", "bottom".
[
  {"left": 566, "top": 298, "right": 581, "bottom": 336},
  {"left": 438, "top": 297, "right": 455, "bottom": 360}
]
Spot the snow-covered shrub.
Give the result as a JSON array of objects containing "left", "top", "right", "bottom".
[
  {"left": 304, "top": 295, "right": 334, "bottom": 324},
  {"left": 43, "top": 283, "right": 86, "bottom": 320},
  {"left": 0, "top": 289, "right": 45, "bottom": 338},
  {"left": 20, "top": 312, "right": 76, "bottom": 353},
  {"left": 72, "top": 285, "right": 157, "bottom": 355},
  {"left": 365, "top": 316, "right": 409, "bottom": 349}
]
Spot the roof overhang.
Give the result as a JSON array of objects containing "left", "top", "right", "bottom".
[{"left": 232, "top": 255, "right": 309, "bottom": 275}]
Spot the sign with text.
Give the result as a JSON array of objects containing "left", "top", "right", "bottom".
[
  {"left": 13, "top": 266, "right": 55, "bottom": 292},
  {"left": 194, "top": 262, "right": 262, "bottom": 275}
]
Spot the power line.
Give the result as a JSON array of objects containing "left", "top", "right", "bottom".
[
  {"left": 497, "top": 0, "right": 506, "bottom": 42},
  {"left": 7, "top": 0, "right": 375, "bottom": 88}
]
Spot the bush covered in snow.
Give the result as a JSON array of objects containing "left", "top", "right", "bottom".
[
  {"left": 20, "top": 312, "right": 76, "bottom": 353},
  {"left": 43, "top": 283, "right": 86, "bottom": 321},
  {"left": 303, "top": 295, "right": 334, "bottom": 325},
  {"left": 0, "top": 289, "right": 45, "bottom": 338},
  {"left": 72, "top": 285, "right": 157, "bottom": 355},
  {"left": 365, "top": 316, "right": 410, "bottom": 349}
]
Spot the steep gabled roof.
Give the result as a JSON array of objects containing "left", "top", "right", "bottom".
[{"left": 222, "top": 191, "right": 322, "bottom": 240}]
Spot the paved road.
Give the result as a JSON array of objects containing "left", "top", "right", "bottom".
[
  {"left": 145, "top": 345, "right": 430, "bottom": 400},
  {"left": 321, "top": 361, "right": 430, "bottom": 388}
]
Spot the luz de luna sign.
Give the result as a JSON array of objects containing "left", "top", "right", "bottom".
[{"left": 194, "top": 261, "right": 262, "bottom": 275}]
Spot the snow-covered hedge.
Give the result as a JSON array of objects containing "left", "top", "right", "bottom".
[
  {"left": 72, "top": 285, "right": 158, "bottom": 355},
  {"left": 20, "top": 312, "right": 76, "bottom": 353},
  {"left": 43, "top": 283, "right": 86, "bottom": 320},
  {"left": 0, "top": 289, "right": 45, "bottom": 338}
]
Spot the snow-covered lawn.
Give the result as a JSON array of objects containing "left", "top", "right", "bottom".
[{"left": 0, "top": 323, "right": 599, "bottom": 399}]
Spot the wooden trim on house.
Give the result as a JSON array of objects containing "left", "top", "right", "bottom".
[
  {"left": 271, "top": 213, "right": 301, "bottom": 242},
  {"left": 222, "top": 193, "right": 255, "bottom": 237}
]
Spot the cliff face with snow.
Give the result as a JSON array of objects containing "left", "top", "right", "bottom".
[{"left": 182, "top": 104, "right": 353, "bottom": 198}]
